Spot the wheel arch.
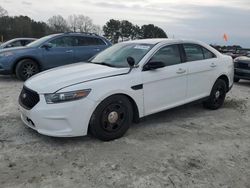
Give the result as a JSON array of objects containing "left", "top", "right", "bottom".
[
  {"left": 90, "top": 93, "right": 140, "bottom": 125},
  {"left": 12, "top": 56, "right": 41, "bottom": 74},
  {"left": 217, "top": 74, "right": 230, "bottom": 92}
]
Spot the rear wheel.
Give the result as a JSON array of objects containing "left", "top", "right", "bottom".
[
  {"left": 203, "top": 79, "right": 227, "bottom": 110},
  {"left": 89, "top": 95, "right": 133, "bottom": 141},
  {"left": 15, "top": 59, "right": 39, "bottom": 81}
]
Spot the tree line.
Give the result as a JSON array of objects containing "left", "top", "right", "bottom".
[{"left": 0, "top": 6, "right": 167, "bottom": 43}]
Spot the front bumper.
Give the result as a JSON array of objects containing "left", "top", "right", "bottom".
[
  {"left": 234, "top": 68, "right": 250, "bottom": 80},
  {"left": 19, "top": 94, "right": 97, "bottom": 137}
]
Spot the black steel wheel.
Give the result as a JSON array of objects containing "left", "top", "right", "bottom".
[
  {"left": 203, "top": 79, "right": 227, "bottom": 110},
  {"left": 89, "top": 95, "right": 133, "bottom": 141}
]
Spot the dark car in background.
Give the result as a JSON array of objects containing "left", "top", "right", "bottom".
[
  {"left": 0, "top": 32, "right": 111, "bottom": 80},
  {"left": 234, "top": 53, "right": 250, "bottom": 82},
  {"left": 0, "top": 38, "right": 36, "bottom": 49}
]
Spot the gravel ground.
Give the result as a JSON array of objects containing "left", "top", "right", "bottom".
[{"left": 0, "top": 75, "right": 250, "bottom": 188}]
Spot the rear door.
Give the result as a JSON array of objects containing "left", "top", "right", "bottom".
[
  {"left": 41, "top": 36, "right": 75, "bottom": 69},
  {"left": 73, "top": 36, "right": 107, "bottom": 63},
  {"left": 183, "top": 43, "right": 218, "bottom": 100}
]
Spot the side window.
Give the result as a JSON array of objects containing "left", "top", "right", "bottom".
[
  {"left": 50, "top": 37, "right": 75, "bottom": 47},
  {"left": 202, "top": 47, "right": 216, "bottom": 59},
  {"left": 76, "top": 37, "right": 87, "bottom": 46},
  {"left": 184, "top": 44, "right": 204, "bottom": 61},
  {"left": 22, "top": 40, "right": 33, "bottom": 46},
  {"left": 150, "top": 45, "right": 181, "bottom": 66},
  {"left": 21, "top": 40, "right": 27, "bottom": 46},
  {"left": 85, "top": 37, "right": 106, "bottom": 46},
  {"left": 8, "top": 41, "right": 22, "bottom": 47}
]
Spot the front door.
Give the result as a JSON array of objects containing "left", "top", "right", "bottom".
[
  {"left": 42, "top": 36, "right": 75, "bottom": 69},
  {"left": 142, "top": 44, "right": 188, "bottom": 116}
]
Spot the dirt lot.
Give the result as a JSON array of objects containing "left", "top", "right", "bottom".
[{"left": 0, "top": 75, "right": 250, "bottom": 188}]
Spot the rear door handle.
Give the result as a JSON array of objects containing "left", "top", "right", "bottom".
[
  {"left": 94, "top": 48, "right": 101, "bottom": 52},
  {"left": 66, "top": 50, "right": 73, "bottom": 53},
  {"left": 210, "top": 63, "right": 217, "bottom": 68},
  {"left": 176, "top": 68, "right": 186, "bottom": 74}
]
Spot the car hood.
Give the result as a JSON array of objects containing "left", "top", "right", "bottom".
[
  {"left": 0, "top": 46, "right": 29, "bottom": 53},
  {"left": 24, "top": 63, "right": 129, "bottom": 93}
]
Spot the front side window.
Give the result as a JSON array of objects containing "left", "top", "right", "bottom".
[
  {"left": 184, "top": 44, "right": 204, "bottom": 61},
  {"left": 150, "top": 45, "right": 181, "bottom": 66},
  {"left": 90, "top": 43, "right": 154, "bottom": 68},
  {"left": 22, "top": 40, "right": 33, "bottom": 46},
  {"left": 49, "top": 36, "right": 75, "bottom": 47}
]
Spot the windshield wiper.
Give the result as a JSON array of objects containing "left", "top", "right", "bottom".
[{"left": 91, "top": 62, "right": 116, "bottom": 67}]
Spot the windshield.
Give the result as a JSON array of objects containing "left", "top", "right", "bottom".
[
  {"left": 26, "top": 35, "right": 56, "bottom": 47},
  {"left": 90, "top": 43, "right": 154, "bottom": 68}
]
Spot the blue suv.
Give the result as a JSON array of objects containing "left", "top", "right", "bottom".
[{"left": 0, "top": 33, "right": 111, "bottom": 80}]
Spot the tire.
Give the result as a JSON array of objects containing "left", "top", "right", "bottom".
[
  {"left": 203, "top": 79, "right": 227, "bottom": 110},
  {"left": 89, "top": 95, "right": 133, "bottom": 141},
  {"left": 15, "top": 59, "right": 39, "bottom": 81},
  {"left": 234, "top": 77, "right": 240, "bottom": 82}
]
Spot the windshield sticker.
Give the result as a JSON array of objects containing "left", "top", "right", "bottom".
[{"left": 134, "top": 45, "right": 151, "bottom": 50}]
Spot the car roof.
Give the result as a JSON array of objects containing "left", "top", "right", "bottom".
[{"left": 124, "top": 38, "right": 208, "bottom": 45}]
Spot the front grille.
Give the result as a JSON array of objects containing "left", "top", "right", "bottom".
[
  {"left": 19, "top": 86, "right": 40, "bottom": 110},
  {"left": 238, "top": 62, "right": 250, "bottom": 70}
]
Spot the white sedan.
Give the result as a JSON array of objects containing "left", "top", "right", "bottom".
[{"left": 19, "top": 39, "right": 234, "bottom": 141}]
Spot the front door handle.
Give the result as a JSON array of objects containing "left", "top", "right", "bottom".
[
  {"left": 176, "top": 68, "right": 186, "bottom": 74},
  {"left": 210, "top": 63, "right": 217, "bottom": 68},
  {"left": 94, "top": 48, "right": 101, "bottom": 52},
  {"left": 66, "top": 50, "right": 73, "bottom": 53}
]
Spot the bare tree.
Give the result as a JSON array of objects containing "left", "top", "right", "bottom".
[
  {"left": 68, "top": 14, "right": 77, "bottom": 32},
  {"left": 92, "top": 25, "right": 103, "bottom": 35},
  {"left": 67, "top": 14, "right": 102, "bottom": 35},
  {"left": 47, "top": 15, "right": 69, "bottom": 33},
  {"left": 0, "top": 6, "right": 8, "bottom": 17},
  {"left": 76, "top": 15, "right": 93, "bottom": 32}
]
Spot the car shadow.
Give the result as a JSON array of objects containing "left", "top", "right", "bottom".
[
  {"left": 0, "top": 75, "right": 21, "bottom": 82},
  {"left": 235, "top": 80, "right": 250, "bottom": 87}
]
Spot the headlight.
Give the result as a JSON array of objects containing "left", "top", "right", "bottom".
[
  {"left": 0, "top": 52, "right": 14, "bottom": 57},
  {"left": 45, "top": 89, "right": 91, "bottom": 104}
]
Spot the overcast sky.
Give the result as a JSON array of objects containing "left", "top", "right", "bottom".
[{"left": 1, "top": 0, "right": 250, "bottom": 47}]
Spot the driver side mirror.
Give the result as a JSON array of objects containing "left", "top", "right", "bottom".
[
  {"left": 143, "top": 61, "right": 166, "bottom": 71},
  {"left": 42, "top": 43, "right": 53, "bottom": 50}
]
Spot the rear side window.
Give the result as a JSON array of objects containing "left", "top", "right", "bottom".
[
  {"left": 76, "top": 37, "right": 106, "bottom": 46},
  {"left": 22, "top": 40, "right": 33, "bottom": 46},
  {"left": 184, "top": 44, "right": 204, "bottom": 61},
  {"left": 150, "top": 45, "right": 181, "bottom": 66},
  {"left": 184, "top": 43, "right": 216, "bottom": 62},
  {"left": 8, "top": 41, "right": 22, "bottom": 48},
  {"left": 85, "top": 37, "right": 106, "bottom": 45}
]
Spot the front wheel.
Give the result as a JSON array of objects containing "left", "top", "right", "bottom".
[
  {"left": 203, "top": 79, "right": 227, "bottom": 110},
  {"left": 15, "top": 59, "right": 39, "bottom": 81},
  {"left": 89, "top": 95, "right": 133, "bottom": 141}
]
